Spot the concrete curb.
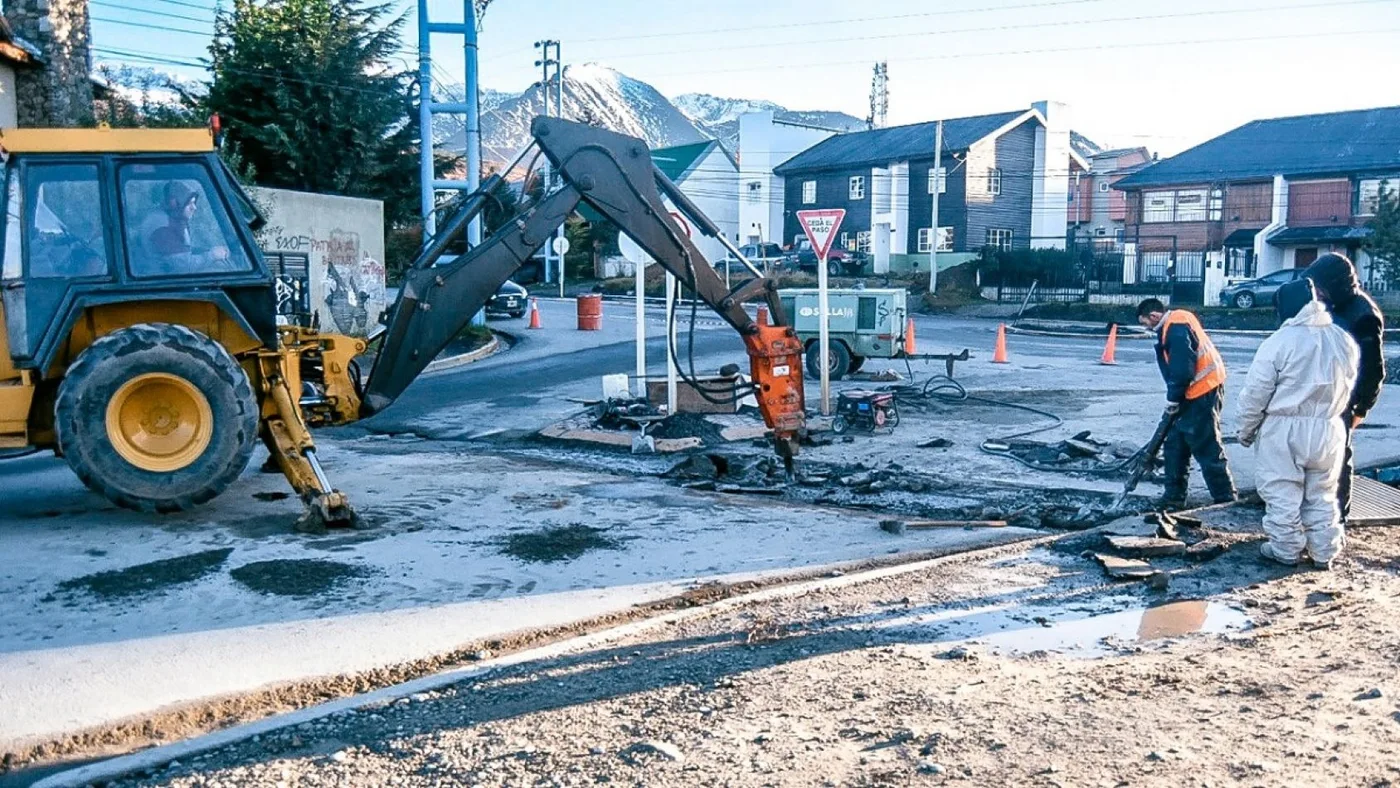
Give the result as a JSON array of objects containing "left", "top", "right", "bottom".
[
  {"left": 1006, "top": 325, "right": 1153, "bottom": 340},
  {"left": 422, "top": 332, "right": 504, "bottom": 374},
  {"left": 30, "top": 531, "right": 1053, "bottom": 788}
]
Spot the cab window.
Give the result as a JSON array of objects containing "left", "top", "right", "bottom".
[
  {"left": 24, "top": 163, "right": 109, "bottom": 279},
  {"left": 119, "top": 161, "right": 251, "bottom": 278}
]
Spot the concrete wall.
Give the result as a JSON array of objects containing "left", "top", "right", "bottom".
[
  {"left": 0, "top": 64, "right": 16, "bottom": 128},
  {"left": 252, "top": 187, "right": 387, "bottom": 338},
  {"left": 738, "top": 112, "right": 837, "bottom": 245},
  {"left": 1030, "top": 101, "right": 1070, "bottom": 248}
]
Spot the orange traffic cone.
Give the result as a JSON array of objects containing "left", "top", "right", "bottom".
[
  {"left": 1100, "top": 323, "right": 1119, "bottom": 365},
  {"left": 992, "top": 323, "right": 1010, "bottom": 364},
  {"left": 904, "top": 317, "right": 917, "bottom": 356},
  {"left": 527, "top": 297, "right": 542, "bottom": 330}
]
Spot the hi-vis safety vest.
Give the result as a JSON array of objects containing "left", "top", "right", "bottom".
[{"left": 1159, "top": 310, "right": 1226, "bottom": 400}]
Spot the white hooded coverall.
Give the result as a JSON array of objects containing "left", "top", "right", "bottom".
[{"left": 1236, "top": 300, "right": 1359, "bottom": 563}]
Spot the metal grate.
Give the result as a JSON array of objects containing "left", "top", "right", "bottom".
[{"left": 1350, "top": 475, "right": 1400, "bottom": 527}]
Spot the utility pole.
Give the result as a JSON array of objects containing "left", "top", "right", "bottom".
[
  {"left": 927, "top": 119, "right": 943, "bottom": 295},
  {"left": 534, "top": 40, "right": 561, "bottom": 284},
  {"left": 866, "top": 62, "right": 888, "bottom": 130}
]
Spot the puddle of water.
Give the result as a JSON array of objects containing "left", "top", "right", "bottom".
[
  {"left": 879, "top": 596, "right": 1249, "bottom": 658},
  {"left": 580, "top": 481, "right": 702, "bottom": 509}
]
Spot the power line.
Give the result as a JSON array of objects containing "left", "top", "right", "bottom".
[
  {"left": 639, "top": 26, "right": 1400, "bottom": 78},
  {"left": 587, "top": 0, "right": 1396, "bottom": 62},
  {"left": 94, "top": 2, "right": 215, "bottom": 25},
  {"left": 571, "top": 0, "right": 1118, "bottom": 44}
]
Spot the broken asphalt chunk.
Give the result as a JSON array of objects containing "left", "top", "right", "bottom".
[
  {"left": 1104, "top": 535, "right": 1188, "bottom": 558},
  {"left": 1093, "top": 552, "right": 1162, "bottom": 580},
  {"left": 917, "top": 437, "right": 953, "bottom": 449}
]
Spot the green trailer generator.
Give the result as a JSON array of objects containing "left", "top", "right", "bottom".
[{"left": 778, "top": 288, "right": 910, "bottom": 380}]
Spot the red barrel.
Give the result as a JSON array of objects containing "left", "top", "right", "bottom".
[{"left": 576, "top": 294, "right": 603, "bottom": 331}]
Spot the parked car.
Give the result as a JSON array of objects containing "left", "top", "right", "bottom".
[
  {"left": 718, "top": 243, "right": 787, "bottom": 276},
  {"left": 786, "top": 239, "right": 866, "bottom": 277},
  {"left": 486, "top": 280, "right": 528, "bottom": 318},
  {"left": 1219, "top": 268, "right": 1306, "bottom": 309}
]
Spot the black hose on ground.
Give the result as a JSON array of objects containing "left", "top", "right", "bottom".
[{"left": 880, "top": 361, "right": 1147, "bottom": 476}]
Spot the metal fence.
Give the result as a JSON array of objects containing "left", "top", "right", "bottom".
[{"left": 983, "top": 236, "right": 1176, "bottom": 304}]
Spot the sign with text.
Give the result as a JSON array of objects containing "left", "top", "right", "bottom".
[{"left": 796, "top": 209, "right": 846, "bottom": 261}]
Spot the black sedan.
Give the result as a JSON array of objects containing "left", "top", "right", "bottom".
[{"left": 486, "top": 280, "right": 529, "bottom": 318}]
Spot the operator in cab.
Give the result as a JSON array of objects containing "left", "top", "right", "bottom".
[{"left": 1137, "top": 297, "right": 1237, "bottom": 511}]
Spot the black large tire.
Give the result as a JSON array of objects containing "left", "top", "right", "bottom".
[
  {"left": 56, "top": 323, "right": 259, "bottom": 513},
  {"left": 805, "top": 340, "right": 852, "bottom": 381}
]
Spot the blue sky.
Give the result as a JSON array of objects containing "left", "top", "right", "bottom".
[{"left": 92, "top": 0, "right": 1400, "bottom": 155}]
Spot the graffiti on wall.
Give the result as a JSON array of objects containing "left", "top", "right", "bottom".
[{"left": 261, "top": 223, "right": 387, "bottom": 337}]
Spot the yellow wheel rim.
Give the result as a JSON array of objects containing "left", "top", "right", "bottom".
[{"left": 105, "top": 372, "right": 213, "bottom": 472}]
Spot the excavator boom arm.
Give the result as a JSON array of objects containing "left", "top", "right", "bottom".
[{"left": 362, "top": 117, "right": 806, "bottom": 456}]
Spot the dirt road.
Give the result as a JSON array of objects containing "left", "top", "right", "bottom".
[{"left": 99, "top": 511, "right": 1400, "bottom": 788}]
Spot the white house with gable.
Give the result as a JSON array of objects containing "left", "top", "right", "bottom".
[{"left": 617, "top": 139, "right": 739, "bottom": 272}]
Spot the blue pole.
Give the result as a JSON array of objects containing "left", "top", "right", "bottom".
[
  {"left": 464, "top": 0, "right": 481, "bottom": 247},
  {"left": 417, "top": 0, "right": 434, "bottom": 238}
]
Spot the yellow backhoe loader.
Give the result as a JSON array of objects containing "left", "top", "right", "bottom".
[{"left": 0, "top": 118, "right": 806, "bottom": 529}]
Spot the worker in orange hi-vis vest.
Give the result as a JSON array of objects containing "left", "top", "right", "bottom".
[{"left": 1136, "top": 297, "right": 1237, "bottom": 511}]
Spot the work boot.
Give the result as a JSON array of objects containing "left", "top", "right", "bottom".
[
  {"left": 1154, "top": 497, "right": 1186, "bottom": 513},
  {"left": 1308, "top": 554, "right": 1337, "bottom": 571},
  {"left": 1259, "top": 542, "right": 1302, "bottom": 567}
]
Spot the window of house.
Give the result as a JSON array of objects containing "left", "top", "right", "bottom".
[
  {"left": 24, "top": 163, "right": 110, "bottom": 279},
  {"left": 801, "top": 180, "right": 816, "bottom": 204},
  {"left": 1208, "top": 187, "right": 1224, "bottom": 222},
  {"left": 986, "top": 228, "right": 1013, "bottom": 251},
  {"left": 1114, "top": 227, "right": 1125, "bottom": 243},
  {"left": 849, "top": 175, "right": 865, "bottom": 200},
  {"left": 1098, "top": 181, "right": 1110, "bottom": 193},
  {"left": 927, "top": 167, "right": 946, "bottom": 195},
  {"left": 916, "top": 227, "right": 955, "bottom": 253},
  {"left": 746, "top": 181, "right": 762, "bottom": 204},
  {"left": 1174, "top": 190, "right": 1208, "bottom": 222},
  {"left": 1142, "top": 188, "right": 1210, "bottom": 223},
  {"left": 840, "top": 231, "right": 851, "bottom": 251},
  {"left": 855, "top": 231, "right": 871, "bottom": 252},
  {"left": 986, "top": 168, "right": 1002, "bottom": 196},
  {"left": 1358, "top": 177, "right": 1397, "bottom": 216},
  {"left": 1143, "top": 191, "right": 1175, "bottom": 223},
  {"left": 1094, "top": 227, "right": 1107, "bottom": 237},
  {"left": 120, "top": 161, "right": 252, "bottom": 278}
]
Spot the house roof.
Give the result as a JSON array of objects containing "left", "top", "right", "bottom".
[
  {"left": 0, "top": 16, "right": 43, "bottom": 66},
  {"left": 1267, "top": 225, "right": 1373, "bottom": 245},
  {"left": 651, "top": 139, "right": 734, "bottom": 185},
  {"left": 774, "top": 109, "right": 1031, "bottom": 175},
  {"left": 1116, "top": 105, "right": 1400, "bottom": 190}
]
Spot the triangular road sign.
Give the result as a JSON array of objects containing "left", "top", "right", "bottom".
[{"left": 796, "top": 209, "right": 846, "bottom": 260}]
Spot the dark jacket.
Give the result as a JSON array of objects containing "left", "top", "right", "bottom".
[
  {"left": 1306, "top": 254, "right": 1386, "bottom": 419},
  {"left": 1154, "top": 315, "right": 1199, "bottom": 404}
]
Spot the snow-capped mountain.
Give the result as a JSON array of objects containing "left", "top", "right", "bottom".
[
  {"left": 440, "top": 64, "right": 863, "bottom": 163},
  {"left": 441, "top": 64, "right": 710, "bottom": 162},
  {"left": 674, "top": 92, "right": 864, "bottom": 150}
]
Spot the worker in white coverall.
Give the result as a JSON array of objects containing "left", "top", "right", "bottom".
[{"left": 1236, "top": 278, "right": 1358, "bottom": 569}]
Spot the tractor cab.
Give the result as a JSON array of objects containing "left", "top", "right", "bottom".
[{"left": 0, "top": 127, "right": 278, "bottom": 379}]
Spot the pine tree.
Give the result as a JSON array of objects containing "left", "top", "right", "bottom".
[
  {"left": 1368, "top": 180, "right": 1400, "bottom": 287},
  {"left": 204, "top": 0, "right": 422, "bottom": 227}
]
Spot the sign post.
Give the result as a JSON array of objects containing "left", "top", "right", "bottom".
[
  {"left": 796, "top": 208, "right": 846, "bottom": 416},
  {"left": 553, "top": 235, "right": 570, "bottom": 299}
]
